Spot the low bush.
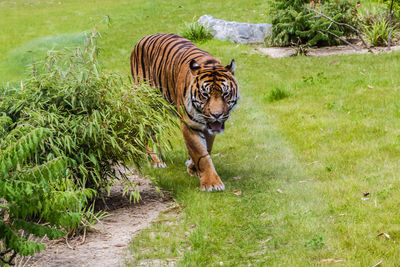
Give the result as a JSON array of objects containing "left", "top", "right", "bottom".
[
  {"left": 268, "top": 0, "right": 359, "bottom": 47},
  {"left": 0, "top": 31, "right": 176, "bottom": 263}
]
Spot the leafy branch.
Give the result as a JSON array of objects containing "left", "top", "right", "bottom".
[{"left": 305, "top": 6, "right": 373, "bottom": 52}]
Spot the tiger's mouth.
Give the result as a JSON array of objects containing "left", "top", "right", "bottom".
[{"left": 207, "top": 121, "right": 225, "bottom": 134}]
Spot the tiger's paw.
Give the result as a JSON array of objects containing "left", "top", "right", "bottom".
[
  {"left": 154, "top": 162, "right": 167, "bottom": 168},
  {"left": 200, "top": 174, "right": 225, "bottom": 192},
  {"left": 185, "top": 158, "right": 198, "bottom": 177}
]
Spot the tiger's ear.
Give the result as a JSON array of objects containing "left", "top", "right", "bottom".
[
  {"left": 189, "top": 59, "right": 201, "bottom": 75},
  {"left": 225, "top": 59, "right": 236, "bottom": 75}
]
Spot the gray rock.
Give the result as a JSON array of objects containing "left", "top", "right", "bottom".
[{"left": 198, "top": 15, "right": 272, "bottom": 44}]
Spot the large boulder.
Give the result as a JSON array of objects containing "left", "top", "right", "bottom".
[{"left": 197, "top": 15, "right": 272, "bottom": 44}]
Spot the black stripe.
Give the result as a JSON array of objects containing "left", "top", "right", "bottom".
[
  {"left": 204, "top": 59, "right": 217, "bottom": 65},
  {"left": 154, "top": 35, "right": 179, "bottom": 90},
  {"left": 158, "top": 40, "right": 189, "bottom": 98},
  {"left": 139, "top": 35, "right": 160, "bottom": 82}
]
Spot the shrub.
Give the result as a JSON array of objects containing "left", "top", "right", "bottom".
[
  {"left": 181, "top": 22, "right": 213, "bottom": 42},
  {"left": 0, "top": 31, "right": 176, "bottom": 262},
  {"left": 268, "top": 0, "right": 359, "bottom": 47},
  {"left": 0, "top": 123, "right": 91, "bottom": 263},
  {"left": 0, "top": 31, "right": 176, "bottom": 190}
]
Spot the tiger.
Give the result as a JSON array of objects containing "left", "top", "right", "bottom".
[{"left": 130, "top": 33, "right": 239, "bottom": 192}]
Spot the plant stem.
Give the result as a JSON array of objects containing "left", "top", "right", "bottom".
[
  {"left": 305, "top": 6, "right": 373, "bottom": 53},
  {"left": 387, "top": 0, "right": 394, "bottom": 50},
  {"left": 322, "top": 30, "right": 360, "bottom": 51}
]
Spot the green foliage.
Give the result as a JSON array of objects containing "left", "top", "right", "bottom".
[
  {"left": 268, "top": 0, "right": 359, "bottom": 46},
  {"left": 0, "top": 124, "right": 90, "bottom": 262},
  {"left": 358, "top": 4, "right": 388, "bottom": 27},
  {"left": 0, "top": 31, "right": 176, "bottom": 190},
  {"left": 181, "top": 22, "right": 213, "bottom": 42},
  {"left": 0, "top": 31, "right": 176, "bottom": 262},
  {"left": 306, "top": 236, "right": 325, "bottom": 250},
  {"left": 381, "top": 0, "right": 400, "bottom": 19},
  {"left": 359, "top": 2, "right": 400, "bottom": 46},
  {"left": 364, "top": 17, "right": 399, "bottom": 45}
]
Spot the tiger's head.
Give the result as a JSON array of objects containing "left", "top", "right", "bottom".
[{"left": 186, "top": 58, "right": 239, "bottom": 135}]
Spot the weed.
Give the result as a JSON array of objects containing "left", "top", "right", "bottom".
[
  {"left": 268, "top": 87, "right": 290, "bottom": 102},
  {"left": 306, "top": 236, "right": 324, "bottom": 250},
  {"left": 302, "top": 71, "right": 327, "bottom": 85}
]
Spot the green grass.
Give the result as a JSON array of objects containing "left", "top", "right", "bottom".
[{"left": 2, "top": 0, "right": 400, "bottom": 266}]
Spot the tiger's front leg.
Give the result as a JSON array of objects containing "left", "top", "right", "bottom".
[
  {"left": 181, "top": 122, "right": 224, "bottom": 192},
  {"left": 185, "top": 131, "right": 216, "bottom": 177}
]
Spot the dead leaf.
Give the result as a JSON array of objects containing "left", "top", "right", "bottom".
[
  {"left": 277, "top": 189, "right": 283, "bottom": 194},
  {"left": 233, "top": 176, "right": 242, "bottom": 180},
  {"left": 363, "top": 192, "right": 370, "bottom": 197},
  {"left": 377, "top": 233, "right": 390, "bottom": 239},
  {"left": 329, "top": 59, "right": 340, "bottom": 65},
  {"left": 367, "top": 85, "right": 374, "bottom": 89},
  {"left": 319, "top": 258, "right": 345, "bottom": 263},
  {"left": 233, "top": 190, "right": 242, "bottom": 196}
]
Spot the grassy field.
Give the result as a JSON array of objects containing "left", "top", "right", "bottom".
[{"left": 1, "top": 0, "right": 400, "bottom": 266}]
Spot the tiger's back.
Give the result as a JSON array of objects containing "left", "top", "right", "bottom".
[{"left": 131, "top": 33, "right": 218, "bottom": 105}]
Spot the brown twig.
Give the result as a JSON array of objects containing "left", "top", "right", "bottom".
[
  {"left": 65, "top": 236, "right": 74, "bottom": 250},
  {"left": 321, "top": 30, "right": 361, "bottom": 51},
  {"left": 305, "top": 6, "right": 373, "bottom": 53},
  {"left": 79, "top": 227, "right": 87, "bottom": 245},
  {"left": 388, "top": 0, "right": 394, "bottom": 50}
]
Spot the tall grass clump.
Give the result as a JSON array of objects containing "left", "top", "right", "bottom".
[
  {"left": 363, "top": 17, "right": 399, "bottom": 46},
  {"left": 268, "top": 87, "right": 290, "bottom": 102},
  {"left": 181, "top": 22, "right": 213, "bottom": 42},
  {"left": 0, "top": 31, "right": 176, "bottom": 263}
]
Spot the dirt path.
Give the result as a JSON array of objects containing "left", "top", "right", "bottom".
[
  {"left": 20, "top": 174, "right": 173, "bottom": 267},
  {"left": 256, "top": 45, "right": 400, "bottom": 58}
]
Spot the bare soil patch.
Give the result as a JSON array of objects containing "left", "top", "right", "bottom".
[
  {"left": 256, "top": 45, "right": 400, "bottom": 58},
  {"left": 19, "top": 172, "right": 173, "bottom": 267}
]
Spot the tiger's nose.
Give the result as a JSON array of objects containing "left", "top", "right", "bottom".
[{"left": 211, "top": 112, "right": 223, "bottom": 119}]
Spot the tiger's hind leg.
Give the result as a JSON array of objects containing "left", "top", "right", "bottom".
[{"left": 146, "top": 145, "right": 166, "bottom": 168}]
